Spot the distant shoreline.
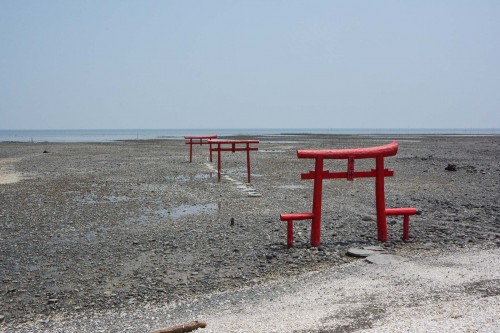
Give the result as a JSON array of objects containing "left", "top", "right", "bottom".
[{"left": 1, "top": 128, "right": 499, "bottom": 143}]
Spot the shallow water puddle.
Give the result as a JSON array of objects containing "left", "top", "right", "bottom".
[
  {"left": 74, "top": 193, "right": 98, "bottom": 205},
  {"left": 193, "top": 173, "right": 212, "bottom": 180},
  {"left": 165, "top": 175, "right": 189, "bottom": 181},
  {"left": 123, "top": 203, "right": 218, "bottom": 227}
]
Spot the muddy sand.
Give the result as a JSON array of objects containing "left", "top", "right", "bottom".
[{"left": 0, "top": 134, "right": 499, "bottom": 331}]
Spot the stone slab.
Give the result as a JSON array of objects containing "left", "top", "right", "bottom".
[
  {"left": 346, "top": 248, "right": 378, "bottom": 258},
  {"left": 365, "top": 254, "right": 406, "bottom": 265}
]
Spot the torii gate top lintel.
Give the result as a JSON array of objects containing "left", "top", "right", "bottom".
[
  {"left": 207, "top": 139, "right": 259, "bottom": 183},
  {"left": 208, "top": 139, "right": 259, "bottom": 144},
  {"left": 297, "top": 141, "right": 398, "bottom": 160}
]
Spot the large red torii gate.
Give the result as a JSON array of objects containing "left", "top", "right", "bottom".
[{"left": 280, "top": 141, "right": 417, "bottom": 248}]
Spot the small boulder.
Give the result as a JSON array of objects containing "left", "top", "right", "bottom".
[{"left": 445, "top": 164, "right": 457, "bottom": 171}]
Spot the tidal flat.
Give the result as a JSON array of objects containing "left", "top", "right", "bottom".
[{"left": 1, "top": 134, "right": 499, "bottom": 327}]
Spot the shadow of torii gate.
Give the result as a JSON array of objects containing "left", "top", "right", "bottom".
[{"left": 280, "top": 141, "right": 417, "bottom": 248}]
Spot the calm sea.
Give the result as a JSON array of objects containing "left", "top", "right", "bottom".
[{"left": 0, "top": 128, "right": 498, "bottom": 143}]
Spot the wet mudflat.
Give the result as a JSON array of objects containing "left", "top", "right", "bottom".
[{"left": 0, "top": 134, "right": 499, "bottom": 326}]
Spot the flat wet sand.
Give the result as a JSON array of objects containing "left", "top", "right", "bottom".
[{"left": 0, "top": 134, "right": 499, "bottom": 329}]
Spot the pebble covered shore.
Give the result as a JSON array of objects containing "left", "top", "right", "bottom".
[{"left": 0, "top": 134, "right": 499, "bottom": 329}]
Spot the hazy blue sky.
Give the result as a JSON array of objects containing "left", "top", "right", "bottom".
[{"left": 1, "top": 1, "right": 499, "bottom": 129}]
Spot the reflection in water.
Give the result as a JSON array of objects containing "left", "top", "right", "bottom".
[{"left": 123, "top": 203, "right": 219, "bottom": 227}]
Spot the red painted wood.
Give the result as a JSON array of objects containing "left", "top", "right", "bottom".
[
  {"left": 208, "top": 139, "right": 259, "bottom": 144},
  {"left": 385, "top": 208, "right": 416, "bottom": 240},
  {"left": 184, "top": 135, "right": 217, "bottom": 162},
  {"left": 301, "top": 169, "right": 394, "bottom": 180},
  {"left": 297, "top": 141, "right": 398, "bottom": 159},
  {"left": 212, "top": 147, "right": 258, "bottom": 152},
  {"left": 287, "top": 220, "right": 293, "bottom": 248},
  {"left": 347, "top": 157, "right": 355, "bottom": 181},
  {"left": 280, "top": 213, "right": 314, "bottom": 249},
  {"left": 208, "top": 139, "right": 259, "bottom": 183},
  {"left": 280, "top": 141, "right": 417, "bottom": 247},
  {"left": 385, "top": 208, "right": 417, "bottom": 215},
  {"left": 403, "top": 215, "right": 410, "bottom": 240},
  {"left": 375, "top": 156, "right": 388, "bottom": 242},
  {"left": 280, "top": 213, "right": 314, "bottom": 221},
  {"left": 311, "top": 157, "right": 324, "bottom": 247}
]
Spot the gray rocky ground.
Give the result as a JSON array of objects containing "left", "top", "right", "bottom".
[{"left": 0, "top": 134, "right": 499, "bottom": 331}]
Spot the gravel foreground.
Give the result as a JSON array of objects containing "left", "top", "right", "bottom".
[
  {"left": 4, "top": 247, "right": 500, "bottom": 333},
  {"left": 1, "top": 134, "right": 499, "bottom": 332}
]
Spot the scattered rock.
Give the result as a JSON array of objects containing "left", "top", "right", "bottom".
[
  {"left": 420, "top": 242, "right": 435, "bottom": 249},
  {"left": 445, "top": 164, "right": 457, "bottom": 171},
  {"left": 43, "top": 150, "right": 49, "bottom": 153},
  {"left": 47, "top": 298, "right": 58, "bottom": 304}
]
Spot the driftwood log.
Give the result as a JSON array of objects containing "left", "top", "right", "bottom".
[{"left": 150, "top": 321, "right": 207, "bottom": 333}]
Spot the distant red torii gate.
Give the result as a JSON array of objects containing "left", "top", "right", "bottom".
[
  {"left": 280, "top": 141, "right": 417, "bottom": 248},
  {"left": 208, "top": 139, "right": 259, "bottom": 183},
  {"left": 184, "top": 135, "right": 217, "bottom": 162}
]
